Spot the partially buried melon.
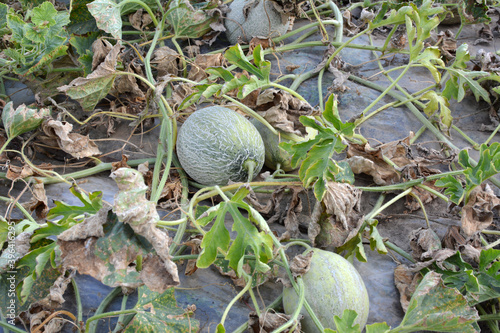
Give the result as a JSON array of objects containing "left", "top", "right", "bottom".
[
  {"left": 176, "top": 106, "right": 265, "bottom": 186},
  {"left": 282, "top": 249, "right": 370, "bottom": 332}
]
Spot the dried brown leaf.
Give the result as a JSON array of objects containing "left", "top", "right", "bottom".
[
  {"left": 30, "top": 270, "right": 76, "bottom": 310},
  {"left": 0, "top": 232, "right": 32, "bottom": 272},
  {"left": 91, "top": 38, "right": 113, "bottom": 71},
  {"left": 111, "top": 168, "right": 180, "bottom": 289},
  {"left": 461, "top": 183, "right": 500, "bottom": 236},
  {"left": 6, "top": 164, "right": 34, "bottom": 181},
  {"left": 129, "top": 8, "right": 153, "bottom": 31},
  {"left": 327, "top": 68, "right": 350, "bottom": 93},
  {"left": 114, "top": 62, "right": 146, "bottom": 98},
  {"left": 42, "top": 119, "right": 101, "bottom": 159},
  {"left": 59, "top": 237, "right": 144, "bottom": 289},
  {"left": 187, "top": 53, "right": 225, "bottom": 82},
  {"left": 436, "top": 30, "right": 457, "bottom": 61},
  {"left": 289, "top": 250, "right": 313, "bottom": 278},
  {"left": 409, "top": 227, "right": 442, "bottom": 261},
  {"left": 394, "top": 264, "right": 423, "bottom": 312},
  {"left": 308, "top": 182, "right": 363, "bottom": 248},
  {"left": 111, "top": 155, "right": 130, "bottom": 172},
  {"left": 410, "top": 248, "right": 457, "bottom": 271},
  {"left": 152, "top": 46, "right": 180, "bottom": 77},
  {"left": 22, "top": 182, "right": 49, "bottom": 219},
  {"left": 183, "top": 235, "right": 202, "bottom": 276},
  {"left": 248, "top": 311, "right": 300, "bottom": 333},
  {"left": 255, "top": 89, "right": 316, "bottom": 136},
  {"left": 58, "top": 206, "right": 110, "bottom": 241}
]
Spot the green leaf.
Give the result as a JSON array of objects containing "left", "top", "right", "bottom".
[
  {"left": 7, "top": 12, "right": 28, "bottom": 44},
  {"left": 58, "top": 73, "right": 117, "bottom": 111},
  {"left": 24, "top": 43, "right": 68, "bottom": 76},
  {"left": 67, "top": 0, "right": 99, "bottom": 34},
  {"left": 370, "top": 4, "right": 413, "bottom": 29},
  {"left": 463, "top": 143, "right": 500, "bottom": 193},
  {"left": 444, "top": 68, "right": 490, "bottom": 103},
  {"left": 0, "top": 3, "right": 8, "bottom": 30},
  {"left": 16, "top": 241, "right": 58, "bottom": 304},
  {"left": 197, "top": 203, "right": 231, "bottom": 268},
  {"left": 435, "top": 174, "right": 465, "bottom": 205},
  {"left": 337, "top": 233, "right": 367, "bottom": 263},
  {"left": 70, "top": 32, "right": 100, "bottom": 75},
  {"left": 124, "top": 286, "right": 200, "bottom": 332},
  {"left": 334, "top": 160, "right": 355, "bottom": 184},
  {"left": 224, "top": 44, "right": 266, "bottom": 80},
  {"left": 87, "top": 0, "right": 122, "bottom": 39},
  {"left": 31, "top": 221, "right": 72, "bottom": 243},
  {"left": 1, "top": 102, "right": 50, "bottom": 139},
  {"left": 206, "top": 67, "right": 235, "bottom": 82},
  {"left": 420, "top": 90, "right": 452, "bottom": 131},
  {"left": 414, "top": 47, "right": 445, "bottom": 83},
  {"left": 165, "top": 0, "right": 216, "bottom": 38},
  {"left": 327, "top": 309, "right": 361, "bottom": 333},
  {"left": 365, "top": 322, "right": 391, "bottom": 333},
  {"left": 196, "top": 187, "right": 273, "bottom": 275},
  {"left": 47, "top": 186, "right": 103, "bottom": 220},
  {"left": 0, "top": 217, "right": 8, "bottom": 250},
  {"left": 368, "top": 221, "right": 388, "bottom": 255},
  {"left": 397, "top": 271, "right": 479, "bottom": 332},
  {"left": 323, "top": 94, "right": 355, "bottom": 136},
  {"left": 30, "top": 2, "right": 58, "bottom": 27},
  {"left": 451, "top": 43, "right": 470, "bottom": 70}
]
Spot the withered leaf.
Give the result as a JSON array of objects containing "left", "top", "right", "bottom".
[
  {"left": 7, "top": 164, "right": 34, "bottom": 181},
  {"left": 461, "top": 183, "right": 500, "bottom": 237},
  {"left": 182, "top": 235, "right": 202, "bottom": 276},
  {"left": 42, "top": 119, "right": 101, "bottom": 159},
  {"left": 129, "top": 8, "right": 153, "bottom": 31},
  {"left": 29, "top": 270, "right": 76, "bottom": 310},
  {"left": 187, "top": 53, "right": 225, "bottom": 82},
  {"left": 152, "top": 46, "right": 180, "bottom": 77},
  {"left": 255, "top": 88, "right": 316, "bottom": 136},
  {"left": 308, "top": 182, "right": 363, "bottom": 248},
  {"left": 111, "top": 168, "right": 179, "bottom": 290},
  {"left": 409, "top": 227, "right": 442, "bottom": 261},
  {"left": 57, "top": 206, "right": 110, "bottom": 241},
  {"left": 394, "top": 264, "right": 423, "bottom": 312},
  {"left": 114, "top": 62, "right": 146, "bottom": 98},
  {"left": 91, "top": 38, "right": 113, "bottom": 72},
  {"left": 289, "top": 250, "right": 313, "bottom": 278},
  {"left": 248, "top": 311, "right": 300, "bottom": 333},
  {"left": 22, "top": 182, "right": 49, "bottom": 219}
]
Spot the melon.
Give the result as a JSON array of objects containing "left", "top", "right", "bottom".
[
  {"left": 250, "top": 118, "right": 296, "bottom": 171},
  {"left": 225, "top": 0, "right": 290, "bottom": 44},
  {"left": 282, "top": 249, "right": 370, "bottom": 332},
  {"left": 176, "top": 106, "right": 265, "bottom": 186}
]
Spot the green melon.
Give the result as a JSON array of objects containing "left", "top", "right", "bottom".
[
  {"left": 225, "top": 0, "right": 290, "bottom": 44},
  {"left": 282, "top": 249, "right": 370, "bottom": 332},
  {"left": 250, "top": 118, "right": 296, "bottom": 172},
  {"left": 176, "top": 106, "right": 265, "bottom": 186}
]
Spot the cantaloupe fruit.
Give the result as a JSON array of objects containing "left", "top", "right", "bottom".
[{"left": 176, "top": 106, "right": 265, "bottom": 186}]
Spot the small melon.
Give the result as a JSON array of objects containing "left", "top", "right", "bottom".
[
  {"left": 225, "top": 0, "right": 290, "bottom": 44},
  {"left": 176, "top": 106, "right": 265, "bottom": 186},
  {"left": 250, "top": 118, "right": 296, "bottom": 171},
  {"left": 282, "top": 249, "right": 370, "bottom": 332}
]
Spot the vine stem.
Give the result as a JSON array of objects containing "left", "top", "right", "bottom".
[
  {"left": 71, "top": 278, "right": 83, "bottom": 325},
  {"left": 219, "top": 275, "right": 252, "bottom": 327},
  {"left": 85, "top": 309, "right": 137, "bottom": 332},
  {"left": 168, "top": 155, "right": 190, "bottom": 255},
  {"left": 273, "top": 277, "right": 306, "bottom": 333},
  {"left": 118, "top": 0, "right": 159, "bottom": 26},
  {"left": 87, "top": 287, "right": 122, "bottom": 333}
]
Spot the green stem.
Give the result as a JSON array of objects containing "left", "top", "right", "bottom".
[
  {"left": 0, "top": 138, "right": 13, "bottom": 157},
  {"left": 274, "top": 277, "right": 306, "bottom": 333},
  {"left": 484, "top": 121, "right": 500, "bottom": 146},
  {"left": 112, "top": 294, "right": 130, "bottom": 333},
  {"left": 0, "top": 322, "right": 25, "bottom": 333},
  {"left": 452, "top": 125, "right": 480, "bottom": 150},
  {"left": 416, "top": 183, "right": 448, "bottom": 202},
  {"left": 168, "top": 156, "right": 190, "bottom": 255},
  {"left": 370, "top": 188, "right": 413, "bottom": 218},
  {"left": 244, "top": 159, "right": 256, "bottom": 182},
  {"left": 247, "top": 286, "right": 261, "bottom": 317},
  {"left": 219, "top": 275, "right": 252, "bottom": 326},
  {"left": 29, "top": 158, "right": 157, "bottom": 185},
  {"left": 72, "top": 278, "right": 83, "bottom": 324},
  {"left": 0, "top": 196, "right": 38, "bottom": 225},
  {"left": 85, "top": 309, "right": 137, "bottom": 332},
  {"left": 385, "top": 241, "right": 415, "bottom": 263},
  {"left": 409, "top": 191, "right": 430, "bottom": 228},
  {"left": 87, "top": 287, "right": 122, "bottom": 333},
  {"left": 118, "top": 0, "right": 159, "bottom": 26}
]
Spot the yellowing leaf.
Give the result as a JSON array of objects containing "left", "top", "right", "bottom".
[{"left": 420, "top": 90, "right": 452, "bottom": 131}]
